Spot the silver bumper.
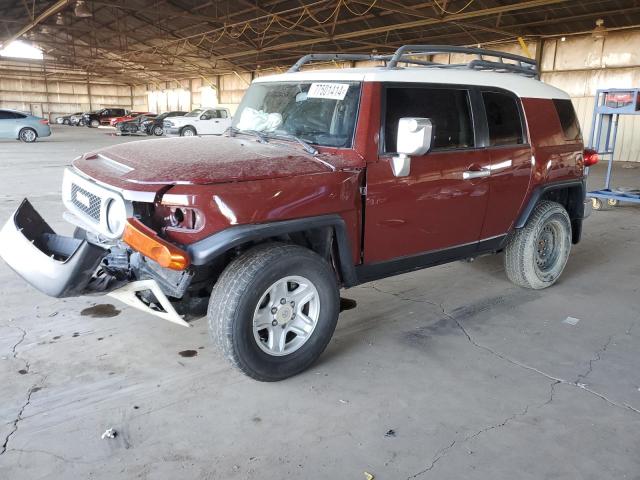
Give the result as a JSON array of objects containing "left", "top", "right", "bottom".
[{"left": 0, "top": 199, "right": 107, "bottom": 297}]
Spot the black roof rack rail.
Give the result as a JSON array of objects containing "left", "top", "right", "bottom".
[{"left": 287, "top": 44, "right": 538, "bottom": 79}]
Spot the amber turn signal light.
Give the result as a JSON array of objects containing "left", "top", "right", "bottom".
[{"left": 122, "top": 218, "right": 190, "bottom": 271}]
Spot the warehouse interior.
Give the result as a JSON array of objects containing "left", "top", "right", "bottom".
[{"left": 1, "top": 1, "right": 639, "bottom": 479}]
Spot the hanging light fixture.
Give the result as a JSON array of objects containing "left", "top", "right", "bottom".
[
  {"left": 56, "top": 13, "right": 64, "bottom": 25},
  {"left": 74, "top": 0, "right": 92, "bottom": 18},
  {"left": 592, "top": 18, "right": 607, "bottom": 40}
]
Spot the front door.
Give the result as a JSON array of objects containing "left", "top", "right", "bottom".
[
  {"left": 364, "top": 85, "right": 491, "bottom": 264},
  {"left": 197, "top": 109, "right": 227, "bottom": 134}
]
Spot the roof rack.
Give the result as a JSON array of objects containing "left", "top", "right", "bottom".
[{"left": 287, "top": 44, "right": 538, "bottom": 79}]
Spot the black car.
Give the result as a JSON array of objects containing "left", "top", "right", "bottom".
[
  {"left": 143, "top": 111, "right": 188, "bottom": 136},
  {"left": 83, "top": 108, "right": 129, "bottom": 128},
  {"left": 55, "top": 112, "right": 83, "bottom": 125},
  {"left": 117, "top": 114, "right": 157, "bottom": 135}
]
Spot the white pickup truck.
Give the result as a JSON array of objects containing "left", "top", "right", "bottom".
[{"left": 163, "top": 107, "right": 232, "bottom": 136}]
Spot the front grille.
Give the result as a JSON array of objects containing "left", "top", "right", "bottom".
[{"left": 70, "top": 183, "right": 101, "bottom": 223}]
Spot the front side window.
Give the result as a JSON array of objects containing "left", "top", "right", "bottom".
[
  {"left": 384, "top": 87, "right": 474, "bottom": 152},
  {"left": 233, "top": 81, "right": 362, "bottom": 148},
  {"left": 0, "top": 110, "right": 13, "bottom": 119},
  {"left": 482, "top": 91, "right": 524, "bottom": 146},
  {"left": 553, "top": 99, "right": 581, "bottom": 141}
]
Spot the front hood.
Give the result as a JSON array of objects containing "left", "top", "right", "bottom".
[{"left": 73, "top": 135, "right": 340, "bottom": 187}]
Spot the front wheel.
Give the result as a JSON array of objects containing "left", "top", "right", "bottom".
[
  {"left": 18, "top": 128, "right": 37, "bottom": 143},
  {"left": 180, "top": 126, "right": 196, "bottom": 136},
  {"left": 153, "top": 125, "right": 164, "bottom": 136},
  {"left": 504, "top": 200, "right": 572, "bottom": 289},
  {"left": 63, "top": 119, "right": 70, "bottom": 125},
  {"left": 90, "top": 119, "right": 100, "bottom": 128},
  {"left": 208, "top": 243, "right": 339, "bottom": 381}
]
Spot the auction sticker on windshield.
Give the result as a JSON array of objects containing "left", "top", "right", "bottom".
[{"left": 307, "top": 83, "right": 350, "bottom": 100}]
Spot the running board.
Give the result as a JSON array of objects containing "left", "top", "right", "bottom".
[{"left": 108, "top": 279, "right": 190, "bottom": 327}]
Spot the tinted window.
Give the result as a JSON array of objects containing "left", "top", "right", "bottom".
[
  {"left": 14, "top": 113, "right": 26, "bottom": 119},
  {"left": 553, "top": 99, "right": 581, "bottom": 141},
  {"left": 482, "top": 91, "right": 524, "bottom": 146},
  {"left": 384, "top": 87, "right": 474, "bottom": 151},
  {"left": 0, "top": 110, "right": 13, "bottom": 119}
]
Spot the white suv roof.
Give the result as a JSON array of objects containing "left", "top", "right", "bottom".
[
  {"left": 255, "top": 67, "right": 568, "bottom": 101},
  {"left": 255, "top": 45, "right": 568, "bottom": 101}
]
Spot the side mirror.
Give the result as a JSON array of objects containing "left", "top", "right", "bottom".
[{"left": 391, "top": 118, "right": 434, "bottom": 177}]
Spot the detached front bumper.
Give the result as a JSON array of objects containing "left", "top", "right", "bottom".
[{"left": 0, "top": 199, "right": 107, "bottom": 298}]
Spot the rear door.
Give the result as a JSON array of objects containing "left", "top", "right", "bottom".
[
  {"left": 478, "top": 90, "right": 533, "bottom": 239},
  {"left": 364, "top": 84, "right": 491, "bottom": 264}
]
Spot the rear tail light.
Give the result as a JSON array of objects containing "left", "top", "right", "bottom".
[
  {"left": 122, "top": 218, "right": 190, "bottom": 270},
  {"left": 583, "top": 148, "right": 599, "bottom": 167},
  {"left": 40, "top": 119, "right": 49, "bottom": 125}
]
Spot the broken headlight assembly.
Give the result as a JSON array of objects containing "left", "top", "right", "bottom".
[{"left": 156, "top": 205, "right": 204, "bottom": 232}]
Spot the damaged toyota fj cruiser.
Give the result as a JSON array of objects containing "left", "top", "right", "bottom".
[{"left": 0, "top": 46, "right": 597, "bottom": 381}]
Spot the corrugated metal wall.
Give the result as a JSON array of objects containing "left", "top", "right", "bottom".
[{"left": 0, "top": 64, "right": 134, "bottom": 120}]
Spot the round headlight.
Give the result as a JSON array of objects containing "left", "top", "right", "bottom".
[{"left": 105, "top": 199, "right": 127, "bottom": 235}]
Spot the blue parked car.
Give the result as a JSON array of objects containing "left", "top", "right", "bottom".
[{"left": 0, "top": 109, "right": 52, "bottom": 142}]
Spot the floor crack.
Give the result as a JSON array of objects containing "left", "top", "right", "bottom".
[
  {"left": 1, "top": 384, "right": 40, "bottom": 455},
  {"left": 366, "top": 287, "right": 640, "bottom": 416},
  {"left": 407, "top": 439, "right": 456, "bottom": 479},
  {"left": 576, "top": 336, "right": 612, "bottom": 383}
]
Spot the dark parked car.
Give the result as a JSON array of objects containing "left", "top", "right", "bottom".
[
  {"left": 143, "top": 111, "right": 188, "bottom": 136},
  {"left": 55, "top": 113, "right": 83, "bottom": 125},
  {"left": 117, "top": 114, "right": 158, "bottom": 135},
  {"left": 0, "top": 45, "right": 598, "bottom": 381},
  {"left": 83, "top": 108, "right": 130, "bottom": 128}
]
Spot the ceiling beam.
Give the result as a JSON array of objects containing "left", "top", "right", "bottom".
[{"left": 1, "top": 0, "right": 71, "bottom": 48}]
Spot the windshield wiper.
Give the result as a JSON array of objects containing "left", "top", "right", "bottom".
[
  {"left": 274, "top": 133, "right": 318, "bottom": 155},
  {"left": 227, "top": 126, "right": 269, "bottom": 144}
]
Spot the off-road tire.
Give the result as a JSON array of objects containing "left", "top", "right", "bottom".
[
  {"left": 18, "top": 128, "right": 37, "bottom": 143},
  {"left": 208, "top": 243, "right": 339, "bottom": 381},
  {"left": 504, "top": 200, "right": 572, "bottom": 289},
  {"left": 180, "top": 126, "right": 196, "bottom": 136}
]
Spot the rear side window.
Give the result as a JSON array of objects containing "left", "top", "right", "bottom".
[
  {"left": 217, "top": 109, "right": 228, "bottom": 118},
  {"left": 482, "top": 91, "right": 524, "bottom": 146},
  {"left": 384, "top": 87, "right": 474, "bottom": 152},
  {"left": 553, "top": 99, "right": 582, "bottom": 141}
]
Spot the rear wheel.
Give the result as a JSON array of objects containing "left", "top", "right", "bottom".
[
  {"left": 153, "top": 125, "right": 164, "bottom": 136},
  {"left": 90, "top": 119, "right": 100, "bottom": 128},
  {"left": 63, "top": 119, "right": 70, "bottom": 125},
  {"left": 18, "top": 128, "right": 37, "bottom": 143},
  {"left": 504, "top": 200, "right": 572, "bottom": 289},
  {"left": 208, "top": 243, "right": 339, "bottom": 381},
  {"left": 180, "top": 126, "right": 196, "bottom": 136}
]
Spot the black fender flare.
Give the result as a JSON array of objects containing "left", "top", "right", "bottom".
[
  {"left": 515, "top": 179, "right": 586, "bottom": 229},
  {"left": 186, "top": 214, "right": 358, "bottom": 287}
]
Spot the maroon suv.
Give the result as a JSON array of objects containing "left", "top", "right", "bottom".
[{"left": 0, "top": 46, "right": 597, "bottom": 381}]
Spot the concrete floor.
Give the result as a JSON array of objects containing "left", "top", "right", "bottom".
[{"left": 1, "top": 126, "right": 639, "bottom": 479}]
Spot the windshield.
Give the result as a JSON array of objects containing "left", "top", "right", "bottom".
[
  {"left": 156, "top": 112, "right": 169, "bottom": 121},
  {"left": 185, "top": 108, "right": 204, "bottom": 118},
  {"left": 232, "top": 81, "right": 361, "bottom": 148}
]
